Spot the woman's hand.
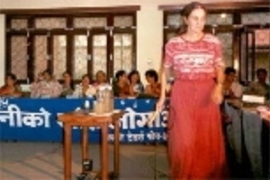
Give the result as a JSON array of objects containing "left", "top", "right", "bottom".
[
  {"left": 211, "top": 84, "right": 223, "bottom": 104},
  {"left": 156, "top": 97, "right": 165, "bottom": 112}
]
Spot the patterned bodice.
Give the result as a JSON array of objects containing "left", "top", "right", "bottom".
[{"left": 164, "top": 34, "right": 224, "bottom": 80}]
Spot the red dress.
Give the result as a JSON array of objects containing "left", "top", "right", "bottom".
[{"left": 164, "top": 34, "right": 227, "bottom": 179}]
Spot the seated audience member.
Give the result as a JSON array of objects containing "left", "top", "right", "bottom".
[
  {"left": 61, "top": 71, "right": 75, "bottom": 97},
  {"left": 245, "top": 68, "right": 269, "bottom": 98},
  {"left": 144, "top": 69, "right": 161, "bottom": 98},
  {"left": 0, "top": 73, "right": 22, "bottom": 97},
  {"left": 128, "top": 70, "right": 144, "bottom": 97},
  {"left": 223, "top": 67, "right": 243, "bottom": 99},
  {"left": 113, "top": 70, "right": 130, "bottom": 98},
  {"left": 94, "top": 70, "right": 108, "bottom": 87},
  {"left": 73, "top": 74, "right": 96, "bottom": 97},
  {"left": 30, "top": 69, "right": 62, "bottom": 98}
]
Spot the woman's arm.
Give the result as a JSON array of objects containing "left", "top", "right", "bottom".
[
  {"left": 216, "top": 67, "right": 224, "bottom": 85},
  {"left": 212, "top": 36, "right": 225, "bottom": 104},
  {"left": 159, "top": 67, "right": 167, "bottom": 100},
  {"left": 155, "top": 66, "right": 170, "bottom": 111},
  {"left": 0, "top": 86, "right": 7, "bottom": 95},
  {"left": 153, "top": 83, "right": 162, "bottom": 98},
  {"left": 129, "top": 84, "right": 137, "bottom": 96},
  {"left": 12, "top": 85, "right": 23, "bottom": 97},
  {"left": 118, "top": 84, "right": 130, "bottom": 98},
  {"left": 212, "top": 66, "right": 225, "bottom": 104},
  {"left": 156, "top": 41, "right": 173, "bottom": 111},
  {"left": 144, "top": 85, "right": 151, "bottom": 94}
]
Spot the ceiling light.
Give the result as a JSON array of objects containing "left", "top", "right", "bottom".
[{"left": 220, "top": 13, "right": 227, "bottom": 18}]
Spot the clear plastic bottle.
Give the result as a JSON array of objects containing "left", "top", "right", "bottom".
[{"left": 84, "top": 100, "right": 90, "bottom": 113}]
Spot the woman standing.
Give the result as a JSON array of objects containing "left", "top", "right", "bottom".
[{"left": 156, "top": 2, "right": 227, "bottom": 179}]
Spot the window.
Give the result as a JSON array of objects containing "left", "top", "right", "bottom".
[{"left": 5, "top": 8, "right": 138, "bottom": 83}]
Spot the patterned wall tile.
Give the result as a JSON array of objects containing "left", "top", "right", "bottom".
[
  {"left": 74, "top": 35, "right": 88, "bottom": 79},
  {"left": 53, "top": 35, "right": 67, "bottom": 79},
  {"left": 11, "top": 36, "right": 28, "bottom": 79},
  {"left": 93, "top": 35, "right": 107, "bottom": 76},
  {"left": 74, "top": 18, "right": 107, "bottom": 28},
  {"left": 242, "top": 12, "right": 270, "bottom": 24},
  {"left": 113, "top": 34, "right": 133, "bottom": 74},
  {"left": 34, "top": 35, "right": 48, "bottom": 78},
  {"left": 11, "top": 19, "right": 28, "bottom": 30},
  {"left": 114, "top": 16, "right": 133, "bottom": 27},
  {"left": 35, "top": 18, "right": 66, "bottom": 29}
]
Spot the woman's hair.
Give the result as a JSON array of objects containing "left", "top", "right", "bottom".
[
  {"left": 145, "top": 69, "right": 158, "bottom": 82},
  {"left": 96, "top": 70, "right": 106, "bottom": 76},
  {"left": 256, "top": 68, "right": 268, "bottom": 75},
  {"left": 115, "top": 70, "right": 126, "bottom": 82},
  {"left": 63, "top": 70, "right": 72, "bottom": 76},
  {"left": 225, "top": 67, "right": 236, "bottom": 75},
  {"left": 4, "top": 73, "right": 18, "bottom": 87},
  {"left": 43, "top": 69, "right": 52, "bottom": 76},
  {"left": 82, "top": 74, "right": 91, "bottom": 81},
  {"left": 63, "top": 71, "right": 75, "bottom": 90},
  {"left": 6, "top": 73, "right": 17, "bottom": 82},
  {"left": 179, "top": 2, "right": 207, "bottom": 34},
  {"left": 96, "top": 70, "right": 107, "bottom": 82},
  {"left": 181, "top": 2, "right": 207, "bottom": 18},
  {"left": 128, "top": 70, "right": 141, "bottom": 84}
]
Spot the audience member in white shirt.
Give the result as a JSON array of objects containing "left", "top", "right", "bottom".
[
  {"left": 73, "top": 74, "right": 96, "bottom": 98},
  {"left": 93, "top": 70, "right": 108, "bottom": 88},
  {"left": 223, "top": 67, "right": 243, "bottom": 99},
  {"left": 30, "top": 69, "right": 62, "bottom": 98}
]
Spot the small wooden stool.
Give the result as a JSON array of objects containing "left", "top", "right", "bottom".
[{"left": 58, "top": 110, "right": 124, "bottom": 180}]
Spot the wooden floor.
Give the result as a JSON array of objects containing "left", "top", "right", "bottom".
[
  {"left": 0, "top": 142, "right": 169, "bottom": 180},
  {"left": 1, "top": 141, "right": 268, "bottom": 179}
]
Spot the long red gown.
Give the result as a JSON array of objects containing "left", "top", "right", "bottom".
[{"left": 164, "top": 34, "right": 227, "bottom": 179}]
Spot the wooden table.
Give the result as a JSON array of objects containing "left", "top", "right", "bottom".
[{"left": 58, "top": 110, "right": 124, "bottom": 180}]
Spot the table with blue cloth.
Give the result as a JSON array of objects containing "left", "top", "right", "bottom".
[{"left": 0, "top": 98, "right": 167, "bottom": 143}]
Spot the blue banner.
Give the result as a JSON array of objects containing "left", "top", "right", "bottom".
[{"left": 0, "top": 98, "right": 168, "bottom": 143}]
